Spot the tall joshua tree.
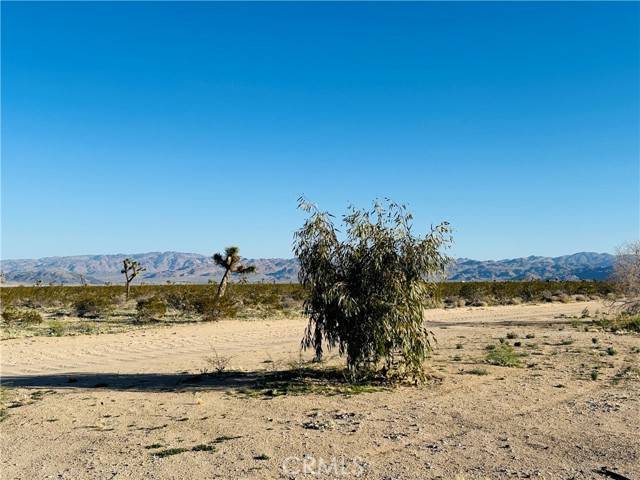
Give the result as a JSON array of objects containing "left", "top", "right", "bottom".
[
  {"left": 122, "top": 258, "right": 146, "bottom": 300},
  {"left": 213, "top": 246, "right": 256, "bottom": 298}
]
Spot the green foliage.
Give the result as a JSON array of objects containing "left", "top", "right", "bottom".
[
  {"left": 485, "top": 343, "right": 522, "bottom": 367},
  {"left": 136, "top": 296, "right": 167, "bottom": 321},
  {"left": 74, "top": 294, "right": 112, "bottom": 318},
  {"left": 294, "top": 198, "right": 452, "bottom": 381}
]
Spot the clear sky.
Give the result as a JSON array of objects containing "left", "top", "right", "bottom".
[{"left": 2, "top": 2, "right": 638, "bottom": 261}]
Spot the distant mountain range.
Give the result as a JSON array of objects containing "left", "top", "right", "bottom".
[{"left": 0, "top": 251, "right": 614, "bottom": 285}]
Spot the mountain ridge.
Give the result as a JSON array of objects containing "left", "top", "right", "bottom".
[{"left": 0, "top": 251, "right": 615, "bottom": 285}]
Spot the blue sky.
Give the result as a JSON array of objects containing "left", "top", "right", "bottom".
[{"left": 2, "top": 2, "right": 638, "bottom": 260}]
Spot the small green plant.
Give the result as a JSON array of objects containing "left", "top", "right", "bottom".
[
  {"left": 592, "top": 337, "right": 598, "bottom": 344},
  {"left": 606, "top": 346, "right": 616, "bottom": 356},
  {"left": 506, "top": 332, "right": 518, "bottom": 339},
  {"left": 455, "top": 343, "right": 463, "bottom": 349},
  {"left": 513, "top": 341, "right": 522, "bottom": 347},
  {"left": 254, "top": 454, "right": 270, "bottom": 460},
  {"left": 144, "top": 443, "right": 163, "bottom": 449},
  {"left": 485, "top": 344, "right": 521, "bottom": 367},
  {"left": 525, "top": 333, "right": 535, "bottom": 339},
  {"left": 590, "top": 370, "right": 599, "bottom": 381},
  {"left": 560, "top": 338, "right": 574, "bottom": 346}
]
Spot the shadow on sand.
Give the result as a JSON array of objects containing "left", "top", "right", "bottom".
[{"left": 1, "top": 367, "right": 383, "bottom": 396}]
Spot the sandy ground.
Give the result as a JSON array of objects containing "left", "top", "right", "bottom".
[{"left": 1, "top": 301, "right": 638, "bottom": 479}]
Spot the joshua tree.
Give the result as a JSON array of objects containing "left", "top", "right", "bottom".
[
  {"left": 213, "top": 246, "right": 256, "bottom": 298},
  {"left": 121, "top": 258, "right": 146, "bottom": 300}
]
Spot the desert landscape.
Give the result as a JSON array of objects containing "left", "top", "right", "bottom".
[
  {"left": 3, "top": 2, "right": 638, "bottom": 479},
  {"left": 1, "top": 299, "right": 638, "bottom": 479}
]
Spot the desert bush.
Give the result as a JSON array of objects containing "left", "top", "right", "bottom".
[
  {"left": 611, "top": 241, "right": 640, "bottom": 314},
  {"left": 204, "top": 348, "right": 232, "bottom": 373},
  {"left": 136, "top": 296, "right": 167, "bottom": 321},
  {"left": 459, "top": 283, "right": 487, "bottom": 305},
  {"left": 294, "top": 198, "right": 452, "bottom": 381},
  {"left": 21, "top": 310, "right": 43, "bottom": 324},
  {"left": 191, "top": 290, "right": 238, "bottom": 321},
  {"left": 48, "top": 320, "right": 65, "bottom": 336},
  {"left": 1, "top": 307, "right": 42, "bottom": 324},
  {"left": 1, "top": 306, "right": 20, "bottom": 323},
  {"left": 73, "top": 295, "right": 112, "bottom": 318}
]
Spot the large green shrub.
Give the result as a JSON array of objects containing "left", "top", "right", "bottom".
[{"left": 294, "top": 199, "right": 452, "bottom": 381}]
